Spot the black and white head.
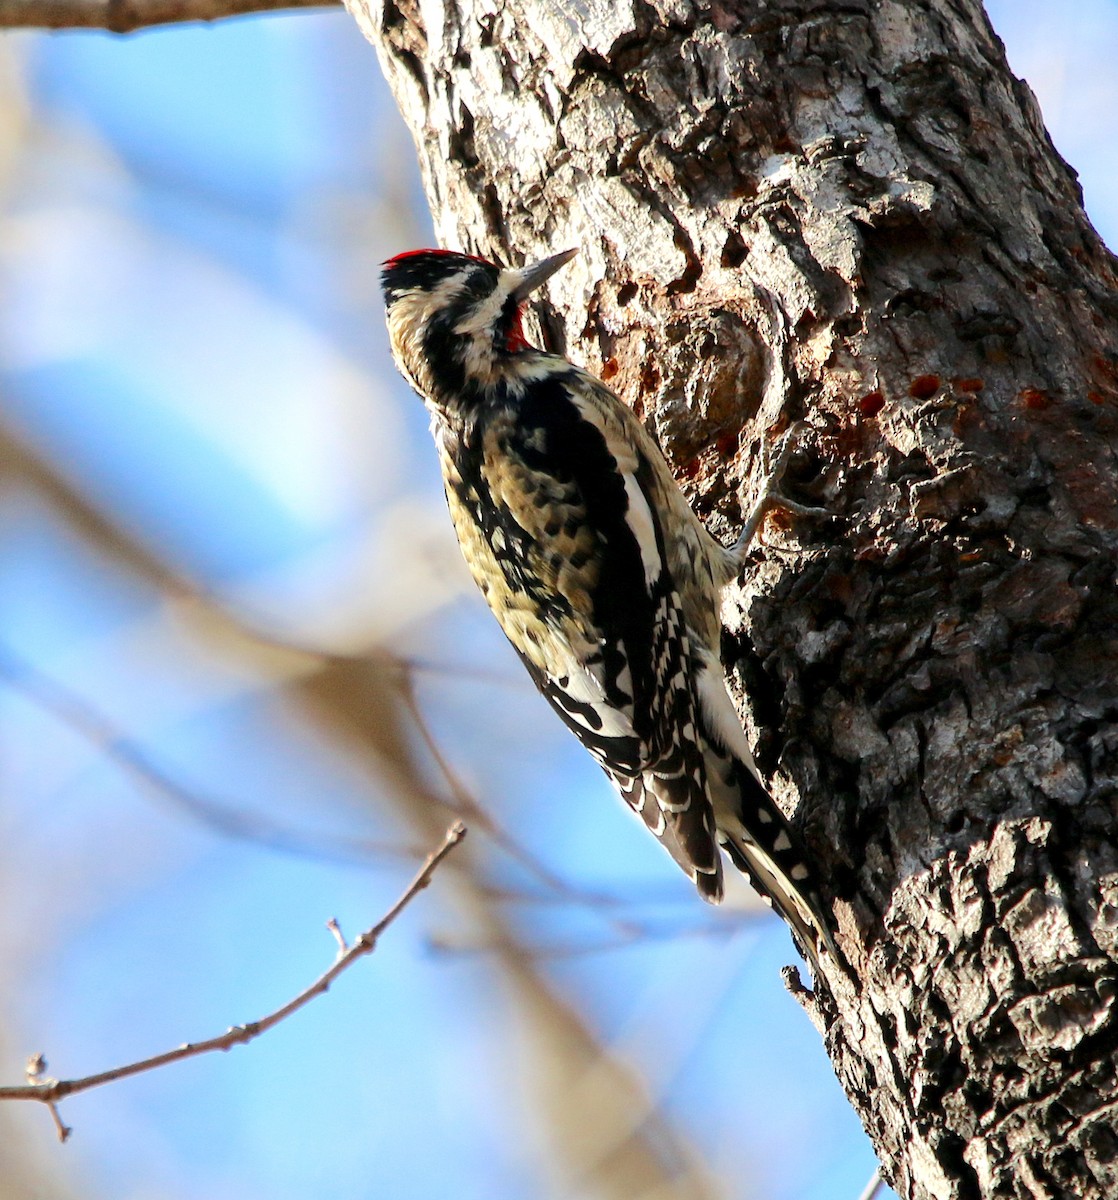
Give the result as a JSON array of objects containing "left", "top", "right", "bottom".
[{"left": 380, "top": 248, "right": 576, "bottom": 413}]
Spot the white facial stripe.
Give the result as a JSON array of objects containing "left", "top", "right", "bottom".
[
  {"left": 453, "top": 270, "right": 516, "bottom": 339},
  {"left": 432, "top": 269, "right": 475, "bottom": 302},
  {"left": 449, "top": 270, "right": 520, "bottom": 387}
]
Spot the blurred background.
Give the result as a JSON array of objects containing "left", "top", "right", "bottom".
[{"left": 0, "top": 3, "right": 1115, "bottom": 1198}]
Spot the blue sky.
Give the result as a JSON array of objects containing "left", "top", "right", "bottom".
[{"left": 1, "top": 4, "right": 1116, "bottom": 1198}]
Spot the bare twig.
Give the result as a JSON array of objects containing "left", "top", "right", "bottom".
[
  {"left": 0, "top": 0, "right": 338, "bottom": 31},
  {"left": 0, "top": 823, "right": 466, "bottom": 1139},
  {"left": 24, "top": 1056, "right": 72, "bottom": 1142},
  {"left": 326, "top": 917, "right": 348, "bottom": 953}
]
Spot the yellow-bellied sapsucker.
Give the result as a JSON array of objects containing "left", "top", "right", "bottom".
[{"left": 381, "top": 247, "right": 834, "bottom": 962}]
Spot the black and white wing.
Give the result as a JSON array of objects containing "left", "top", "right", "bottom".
[{"left": 440, "top": 369, "right": 725, "bottom": 898}]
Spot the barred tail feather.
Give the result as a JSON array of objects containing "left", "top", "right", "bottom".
[
  {"left": 718, "top": 759, "right": 838, "bottom": 964},
  {"left": 693, "top": 656, "right": 836, "bottom": 963},
  {"left": 611, "top": 770, "right": 723, "bottom": 901}
]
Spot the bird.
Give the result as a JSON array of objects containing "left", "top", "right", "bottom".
[{"left": 380, "top": 246, "right": 835, "bottom": 962}]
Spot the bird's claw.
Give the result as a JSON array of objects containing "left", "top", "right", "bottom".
[{"left": 730, "top": 421, "right": 828, "bottom": 565}]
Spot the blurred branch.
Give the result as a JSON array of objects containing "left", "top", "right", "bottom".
[
  {"left": 0, "top": 426, "right": 332, "bottom": 675},
  {"left": 1, "top": 427, "right": 192, "bottom": 602},
  {"left": 0, "top": 0, "right": 338, "bottom": 31},
  {"left": 399, "top": 674, "right": 631, "bottom": 912},
  {"left": 2, "top": 427, "right": 533, "bottom": 686},
  {"left": 499, "top": 947, "right": 726, "bottom": 1200},
  {"left": 427, "top": 911, "right": 759, "bottom": 960},
  {"left": 296, "top": 655, "right": 639, "bottom": 914},
  {"left": 1, "top": 637, "right": 703, "bottom": 924},
  {"left": 0, "top": 822, "right": 466, "bottom": 1140},
  {"left": 0, "top": 644, "right": 422, "bottom": 866},
  {"left": 292, "top": 653, "right": 733, "bottom": 1200}
]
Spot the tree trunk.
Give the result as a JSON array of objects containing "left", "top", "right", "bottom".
[{"left": 345, "top": 0, "right": 1118, "bottom": 1195}]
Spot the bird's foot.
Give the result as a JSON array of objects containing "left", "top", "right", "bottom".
[{"left": 730, "top": 421, "right": 828, "bottom": 566}]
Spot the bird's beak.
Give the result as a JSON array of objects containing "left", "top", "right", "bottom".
[{"left": 510, "top": 248, "right": 578, "bottom": 301}]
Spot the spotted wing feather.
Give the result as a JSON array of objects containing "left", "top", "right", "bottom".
[{"left": 439, "top": 370, "right": 722, "bottom": 894}]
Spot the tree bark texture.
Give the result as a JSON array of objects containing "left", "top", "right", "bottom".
[{"left": 346, "top": 0, "right": 1118, "bottom": 1195}]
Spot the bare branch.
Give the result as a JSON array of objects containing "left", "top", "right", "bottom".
[
  {"left": 0, "top": 822, "right": 466, "bottom": 1138},
  {"left": 0, "top": 0, "right": 338, "bottom": 32},
  {"left": 24, "top": 1056, "right": 72, "bottom": 1143}
]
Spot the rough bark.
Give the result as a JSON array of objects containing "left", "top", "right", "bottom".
[{"left": 346, "top": 0, "right": 1118, "bottom": 1195}]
